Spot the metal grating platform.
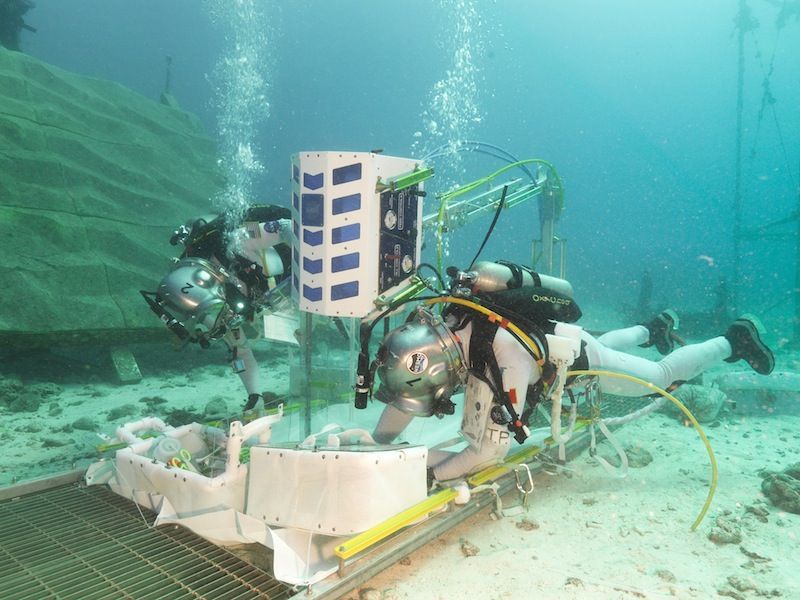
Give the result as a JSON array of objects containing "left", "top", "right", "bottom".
[{"left": 0, "top": 485, "right": 293, "bottom": 600}]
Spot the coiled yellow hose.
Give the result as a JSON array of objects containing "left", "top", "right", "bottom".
[{"left": 566, "top": 369, "right": 717, "bottom": 531}]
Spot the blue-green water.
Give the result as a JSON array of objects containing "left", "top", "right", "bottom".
[
  {"left": 23, "top": 0, "right": 800, "bottom": 320},
  {"left": 1, "top": 2, "right": 800, "bottom": 596}
]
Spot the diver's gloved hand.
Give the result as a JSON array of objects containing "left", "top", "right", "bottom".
[{"left": 426, "top": 467, "right": 437, "bottom": 492}]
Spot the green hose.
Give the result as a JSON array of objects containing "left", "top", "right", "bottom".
[{"left": 435, "top": 158, "right": 564, "bottom": 274}]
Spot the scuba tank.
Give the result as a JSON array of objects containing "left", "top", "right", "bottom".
[{"left": 470, "top": 260, "right": 574, "bottom": 298}]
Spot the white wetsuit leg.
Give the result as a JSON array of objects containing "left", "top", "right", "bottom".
[
  {"left": 582, "top": 331, "right": 731, "bottom": 396},
  {"left": 223, "top": 327, "right": 261, "bottom": 396},
  {"left": 597, "top": 325, "right": 649, "bottom": 350}
]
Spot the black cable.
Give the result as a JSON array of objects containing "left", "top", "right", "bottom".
[
  {"left": 467, "top": 184, "right": 508, "bottom": 270},
  {"left": 416, "top": 262, "right": 446, "bottom": 291}
]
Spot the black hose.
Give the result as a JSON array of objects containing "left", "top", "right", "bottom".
[
  {"left": 467, "top": 184, "right": 508, "bottom": 270},
  {"left": 416, "top": 262, "right": 446, "bottom": 291}
]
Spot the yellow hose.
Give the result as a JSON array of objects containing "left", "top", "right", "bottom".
[
  {"left": 420, "top": 296, "right": 716, "bottom": 530},
  {"left": 566, "top": 369, "right": 717, "bottom": 531},
  {"left": 423, "top": 296, "right": 544, "bottom": 364}
]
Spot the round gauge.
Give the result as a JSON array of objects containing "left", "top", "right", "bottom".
[
  {"left": 384, "top": 209, "right": 397, "bottom": 230},
  {"left": 401, "top": 254, "right": 414, "bottom": 273}
]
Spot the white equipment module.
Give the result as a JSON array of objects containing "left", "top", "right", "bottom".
[{"left": 290, "top": 151, "right": 430, "bottom": 317}]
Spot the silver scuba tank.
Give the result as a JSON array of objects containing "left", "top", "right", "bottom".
[{"left": 470, "top": 261, "right": 574, "bottom": 298}]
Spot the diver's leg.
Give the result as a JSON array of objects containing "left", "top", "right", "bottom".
[
  {"left": 372, "top": 403, "right": 414, "bottom": 444},
  {"left": 597, "top": 325, "right": 649, "bottom": 350},
  {"left": 430, "top": 422, "right": 511, "bottom": 481},
  {"left": 582, "top": 331, "right": 731, "bottom": 396},
  {"left": 222, "top": 328, "right": 262, "bottom": 409}
]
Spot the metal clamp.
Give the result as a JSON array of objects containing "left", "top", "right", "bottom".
[{"left": 513, "top": 464, "right": 534, "bottom": 510}]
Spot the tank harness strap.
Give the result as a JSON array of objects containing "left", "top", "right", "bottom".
[
  {"left": 496, "top": 260, "right": 542, "bottom": 288},
  {"left": 468, "top": 318, "right": 529, "bottom": 445},
  {"left": 566, "top": 340, "right": 589, "bottom": 386}
]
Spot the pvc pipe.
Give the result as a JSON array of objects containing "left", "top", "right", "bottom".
[{"left": 115, "top": 417, "right": 170, "bottom": 445}]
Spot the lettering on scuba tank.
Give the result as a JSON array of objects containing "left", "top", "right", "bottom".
[
  {"left": 181, "top": 282, "right": 194, "bottom": 294},
  {"left": 530, "top": 293, "right": 571, "bottom": 306},
  {"left": 406, "top": 352, "right": 428, "bottom": 374}
]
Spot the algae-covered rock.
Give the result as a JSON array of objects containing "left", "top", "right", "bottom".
[
  {"left": 9, "top": 392, "right": 41, "bottom": 412},
  {"left": 71, "top": 416, "right": 97, "bottom": 431},
  {"left": 106, "top": 404, "right": 138, "bottom": 421},
  {"left": 203, "top": 397, "right": 229, "bottom": 420},
  {"left": 0, "top": 376, "right": 24, "bottom": 400},
  {"left": 761, "top": 463, "right": 800, "bottom": 514},
  {"left": 708, "top": 515, "right": 742, "bottom": 545},
  {"left": 0, "top": 46, "right": 223, "bottom": 345},
  {"left": 666, "top": 384, "right": 728, "bottom": 423}
]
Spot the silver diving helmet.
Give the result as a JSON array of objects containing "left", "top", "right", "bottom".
[
  {"left": 157, "top": 257, "right": 228, "bottom": 338},
  {"left": 374, "top": 307, "right": 467, "bottom": 417}
]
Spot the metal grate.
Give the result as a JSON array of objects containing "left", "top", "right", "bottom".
[{"left": 0, "top": 485, "right": 294, "bottom": 600}]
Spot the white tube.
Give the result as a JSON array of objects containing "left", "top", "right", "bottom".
[
  {"left": 546, "top": 333, "right": 580, "bottom": 447},
  {"left": 240, "top": 406, "right": 284, "bottom": 444},
  {"left": 603, "top": 397, "right": 666, "bottom": 427},
  {"left": 115, "top": 417, "right": 170, "bottom": 445},
  {"left": 591, "top": 418, "right": 629, "bottom": 478}
]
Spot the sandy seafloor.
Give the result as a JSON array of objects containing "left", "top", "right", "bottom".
[{"left": 1, "top": 315, "right": 799, "bottom": 600}]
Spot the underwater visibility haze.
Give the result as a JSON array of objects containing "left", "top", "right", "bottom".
[{"left": 1, "top": 0, "right": 799, "bottom": 598}]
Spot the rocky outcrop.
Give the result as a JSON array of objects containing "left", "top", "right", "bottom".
[{"left": 0, "top": 47, "right": 223, "bottom": 345}]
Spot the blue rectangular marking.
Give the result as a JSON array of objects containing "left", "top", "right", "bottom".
[
  {"left": 293, "top": 274, "right": 299, "bottom": 290},
  {"left": 331, "top": 281, "right": 359, "bottom": 300},
  {"left": 303, "top": 229, "right": 323, "bottom": 246},
  {"left": 303, "top": 257, "right": 323, "bottom": 274},
  {"left": 331, "top": 223, "right": 360, "bottom": 244},
  {"left": 332, "top": 193, "right": 361, "bottom": 215},
  {"left": 292, "top": 164, "right": 300, "bottom": 183},
  {"left": 333, "top": 163, "right": 362, "bottom": 185},
  {"left": 301, "top": 194, "right": 324, "bottom": 226},
  {"left": 304, "top": 172, "right": 324, "bottom": 190},
  {"left": 293, "top": 221, "right": 299, "bottom": 239},
  {"left": 292, "top": 247, "right": 299, "bottom": 265},
  {"left": 303, "top": 285, "right": 322, "bottom": 302},
  {"left": 331, "top": 252, "right": 359, "bottom": 272},
  {"left": 292, "top": 192, "right": 299, "bottom": 210}
]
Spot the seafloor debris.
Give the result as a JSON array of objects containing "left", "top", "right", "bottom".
[
  {"left": 760, "top": 463, "right": 800, "bottom": 514},
  {"left": 654, "top": 569, "right": 676, "bottom": 583},
  {"left": 744, "top": 504, "right": 769, "bottom": 523},
  {"left": 718, "top": 574, "right": 781, "bottom": 599},
  {"left": 625, "top": 444, "right": 653, "bottom": 468},
  {"left": 357, "top": 588, "right": 382, "bottom": 600},
  {"left": 707, "top": 514, "right": 742, "bottom": 545},
  {"left": 1, "top": 379, "right": 61, "bottom": 413},
  {"left": 515, "top": 518, "right": 540, "bottom": 531},
  {"left": 71, "top": 416, "right": 97, "bottom": 431},
  {"left": 596, "top": 443, "right": 653, "bottom": 468},
  {"left": 459, "top": 538, "right": 479, "bottom": 557},
  {"left": 106, "top": 403, "right": 138, "bottom": 421}
]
